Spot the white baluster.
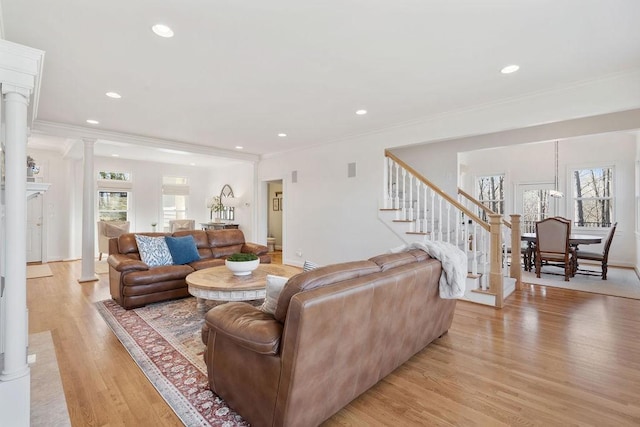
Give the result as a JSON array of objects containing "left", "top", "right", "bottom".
[
  {"left": 472, "top": 223, "right": 478, "bottom": 278},
  {"left": 438, "top": 196, "right": 443, "bottom": 241},
  {"left": 446, "top": 204, "right": 451, "bottom": 243},
  {"left": 430, "top": 190, "right": 435, "bottom": 241},
  {"left": 383, "top": 157, "right": 390, "bottom": 208},
  {"left": 408, "top": 175, "right": 414, "bottom": 223},
  {"left": 423, "top": 183, "right": 428, "bottom": 234},
  {"left": 401, "top": 169, "right": 407, "bottom": 220},
  {"left": 455, "top": 209, "right": 460, "bottom": 248},
  {"left": 394, "top": 162, "right": 400, "bottom": 211},
  {"left": 414, "top": 177, "right": 420, "bottom": 232}
]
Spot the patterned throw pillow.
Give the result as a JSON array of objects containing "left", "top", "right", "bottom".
[
  {"left": 260, "top": 275, "right": 289, "bottom": 315},
  {"left": 134, "top": 235, "right": 173, "bottom": 267},
  {"left": 303, "top": 260, "right": 320, "bottom": 272}
]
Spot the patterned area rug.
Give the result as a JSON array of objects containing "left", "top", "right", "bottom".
[{"left": 96, "top": 297, "right": 251, "bottom": 426}]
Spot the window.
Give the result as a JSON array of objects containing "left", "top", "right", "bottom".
[
  {"left": 97, "top": 171, "right": 132, "bottom": 221},
  {"left": 476, "top": 174, "right": 504, "bottom": 221},
  {"left": 572, "top": 166, "right": 614, "bottom": 228},
  {"left": 162, "top": 176, "right": 189, "bottom": 231}
]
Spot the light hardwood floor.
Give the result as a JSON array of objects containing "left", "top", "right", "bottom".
[{"left": 28, "top": 261, "right": 640, "bottom": 426}]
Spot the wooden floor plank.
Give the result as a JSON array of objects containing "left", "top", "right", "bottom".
[{"left": 27, "top": 260, "right": 640, "bottom": 426}]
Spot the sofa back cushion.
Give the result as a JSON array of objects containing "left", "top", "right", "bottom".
[
  {"left": 173, "top": 230, "right": 213, "bottom": 259},
  {"left": 208, "top": 229, "right": 246, "bottom": 258},
  {"left": 274, "top": 260, "right": 381, "bottom": 322}
]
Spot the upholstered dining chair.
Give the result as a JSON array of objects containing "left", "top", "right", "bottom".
[
  {"left": 97, "top": 220, "right": 130, "bottom": 260},
  {"left": 169, "top": 219, "right": 196, "bottom": 232},
  {"left": 575, "top": 222, "right": 617, "bottom": 280},
  {"left": 535, "top": 217, "right": 575, "bottom": 281}
]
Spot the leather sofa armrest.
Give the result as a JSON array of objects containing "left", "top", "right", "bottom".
[
  {"left": 107, "top": 254, "right": 149, "bottom": 272},
  {"left": 242, "top": 242, "right": 269, "bottom": 256},
  {"left": 204, "top": 302, "right": 283, "bottom": 355}
]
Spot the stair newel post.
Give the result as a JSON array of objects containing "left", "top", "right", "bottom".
[
  {"left": 510, "top": 214, "right": 522, "bottom": 290},
  {"left": 488, "top": 213, "right": 504, "bottom": 307}
]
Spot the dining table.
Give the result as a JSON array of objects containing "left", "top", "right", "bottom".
[{"left": 520, "top": 232, "right": 602, "bottom": 272}]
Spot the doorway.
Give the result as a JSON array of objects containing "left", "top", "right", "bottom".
[
  {"left": 27, "top": 194, "right": 43, "bottom": 263},
  {"left": 267, "top": 180, "right": 283, "bottom": 263}
]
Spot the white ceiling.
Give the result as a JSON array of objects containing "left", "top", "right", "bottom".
[{"left": 2, "top": 0, "right": 640, "bottom": 164}]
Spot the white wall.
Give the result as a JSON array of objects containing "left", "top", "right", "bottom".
[
  {"left": 458, "top": 133, "right": 637, "bottom": 267},
  {"left": 209, "top": 161, "right": 256, "bottom": 241},
  {"left": 26, "top": 147, "right": 256, "bottom": 260}
]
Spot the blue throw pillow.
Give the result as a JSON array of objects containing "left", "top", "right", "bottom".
[{"left": 165, "top": 235, "right": 201, "bottom": 265}]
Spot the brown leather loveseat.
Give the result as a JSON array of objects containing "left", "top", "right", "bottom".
[
  {"left": 107, "top": 229, "right": 270, "bottom": 309},
  {"left": 201, "top": 249, "right": 456, "bottom": 426}
]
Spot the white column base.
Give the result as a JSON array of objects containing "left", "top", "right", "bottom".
[
  {"left": 0, "top": 372, "right": 30, "bottom": 426},
  {"left": 78, "top": 275, "right": 99, "bottom": 283}
]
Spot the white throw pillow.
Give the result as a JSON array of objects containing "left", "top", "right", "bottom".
[
  {"left": 260, "top": 275, "right": 289, "bottom": 315},
  {"left": 134, "top": 235, "right": 173, "bottom": 267},
  {"left": 303, "top": 260, "right": 320, "bottom": 272}
]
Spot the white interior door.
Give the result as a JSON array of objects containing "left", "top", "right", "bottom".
[
  {"left": 26, "top": 194, "right": 43, "bottom": 263},
  {"left": 515, "top": 182, "right": 554, "bottom": 233}
]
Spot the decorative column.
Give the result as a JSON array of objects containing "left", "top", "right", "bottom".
[
  {"left": 78, "top": 138, "right": 98, "bottom": 283},
  {"left": 1, "top": 88, "right": 30, "bottom": 381}
]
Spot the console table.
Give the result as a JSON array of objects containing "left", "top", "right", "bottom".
[{"left": 200, "top": 222, "right": 239, "bottom": 230}]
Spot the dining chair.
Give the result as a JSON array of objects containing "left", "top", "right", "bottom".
[
  {"left": 534, "top": 217, "right": 575, "bottom": 281},
  {"left": 575, "top": 222, "right": 617, "bottom": 280}
]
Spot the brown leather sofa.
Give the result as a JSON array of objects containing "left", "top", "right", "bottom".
[
  {"left": 201, "top": 249, "right": 456, "bottom": 427},
  {"left": 107, "top": 229, "right": 271, "bottom": 309}
]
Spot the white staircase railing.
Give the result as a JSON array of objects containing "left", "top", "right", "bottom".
[{"left": 383, "top": 150, "right": 522, "bottom": 308}]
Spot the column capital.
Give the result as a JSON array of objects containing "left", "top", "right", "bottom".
[
  {"left": 82, "top": 137, "right": 98, "bottom": 145},
  {"left": 1, "top": 84, "right": 31, "bottom": 99}
]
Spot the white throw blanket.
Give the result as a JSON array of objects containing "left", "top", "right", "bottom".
[{"left": 389, "top": 240, "right": 467, "bottom": 299}]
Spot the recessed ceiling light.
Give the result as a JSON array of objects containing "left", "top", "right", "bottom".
[
  {"left": 235, "top": 146, "right": 244, "bottom": 150},
  {"left": 277, "top": 133, "right": 287, "bottom": 137},
  {"left": 501, "top": 64, "right": 520, "bottom": 74},
  {"left": 189, "top": 163, "right": 196, "bottom": 166},
  {"left": 152, "top": 24, "right": 174, "bottom": 38},
  {"left": 111, "top": 154, "right": 119, "bottom": 157},
  {"left": 355, "top": 109, "right": 367, "bottom": 115},
  {"left": 86, "top": 119, "right": 99, "bottom": 124},
  {"left": 106, "top": 92, "right": 121, "bottom": 99}
]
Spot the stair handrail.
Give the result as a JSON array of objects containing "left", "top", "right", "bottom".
[
  {"left": 385, "top": 150, "right": 489, "bottom": 231},
  {"left": 457, "top": 188, "right": 512, "bottom": 228}
]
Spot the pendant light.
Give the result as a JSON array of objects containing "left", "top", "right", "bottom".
[{"left": 549, "top": 140, "right": 564, "bottom": 198}]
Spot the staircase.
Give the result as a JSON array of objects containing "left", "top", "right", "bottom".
[{"left": 381, "top": 150, "right": 522, "bottom": 308}]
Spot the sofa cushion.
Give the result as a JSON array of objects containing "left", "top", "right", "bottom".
[
  {"left": 369, "top": 252, "right": 418, "bottom": 271},
  {"left": 165, "top": 235, "right": 200, "bottom": 265},
  {"left": 134, "top": 235, "right": 173, "bottom": 267},
  {"left": 274, "top": 260, "right": 381, "bottom": 322},
  {"left": 260, "top": 275, "right": 289, "bottom": 315}
]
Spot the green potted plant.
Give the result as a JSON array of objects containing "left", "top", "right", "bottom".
[
  {"left": 225, "top": 253, "right": 259, "bottom": 276},
  {"left": 207, "top": 196, "right": 225, "bottom": 222}
]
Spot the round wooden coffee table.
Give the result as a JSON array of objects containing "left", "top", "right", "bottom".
[{"left": 186, "top": 264, "right": 302, "bottom": 308}]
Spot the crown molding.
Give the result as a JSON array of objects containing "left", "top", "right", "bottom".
[{"left": 33, "top": 120, "right": 260, "bottom": 162}]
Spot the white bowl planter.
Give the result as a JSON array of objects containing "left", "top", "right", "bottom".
[{"left": 225, "top": 258, "right": 260, "bottom": 276}]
